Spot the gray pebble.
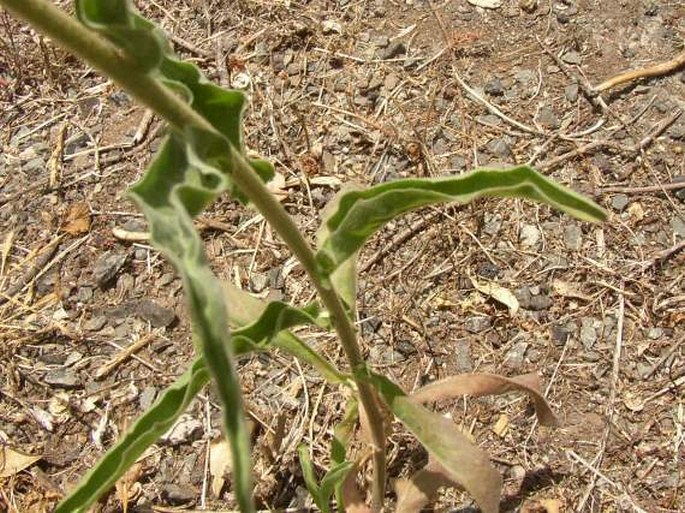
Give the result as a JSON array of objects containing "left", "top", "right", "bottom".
[
  {"left": 249, "top": 273, "right": 269, "bottom": 293},
  {"left": 381, "top": 41, "right": 406, "bottom": 60},
  {"left": 161, "top": 483, "right": 197, "bottom": 505},
  {"left": 520, "top": 224, "right": 541, "bottom": 247},
  {"left": 671, "top": 216, "right": 685, "bottom": 237},
  {"left": 136, "top": 299, "right": 176, "bottom": 328},
  {"left": 485, "top": 137, "right": 513, "bottom": 159},
  {"left": 504, "top": 341, "right": 529, "bottom": 369},
  {"left": 93, "top": 252, "right": 127, "bottom": 289},
  {"left": 23, "top": 157, "right": 45, "bottom": 174},
  {"left": 85, "top": 315, "right": 107, "bottom": 332},
  {"left": 611, "top": 194, "right": 629, "bottom": 212},
  {"left": 537, "top": 107, "right": 560, "bottom": 129},
  {"left": 484, "top": 78, "right": 505, "bottom": 96},
  {"left": 646, "top": 327, "right": 663, "bottom": 340},
  {"left": 369, "top": 344, "right": 404, "bottom": 365},
  {"left": 565, "top": 83, "right": 579, "bottom": 102},
  {"left": 580, "top": 318, "right": 597, "bottom": 348},
  {"left": 134, "top": 248, "right": 148, "bottom": 260},
  {"left": 139, "top": 386, "right": 158, "bottom": 410},
  {"left": 564, "top": 225, "right": 583, "bottom": 251},
  {"left": 453, "top": 339, "right": 473, "bottom": 372},
  {"left": 465, "top": 316, "right": 492, "bottom": 334},
  {"left": 44, "top": 368, "right": 80, "bottom": 389},
  {"left": 562, "top": 50, "right": 582, "bottom": 65}
]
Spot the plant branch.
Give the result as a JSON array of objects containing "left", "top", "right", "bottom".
[{"left": 0, "top": 0, "right": 387, "bottom": 508}]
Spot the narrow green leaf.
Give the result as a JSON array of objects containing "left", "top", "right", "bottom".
[
  {"left": 330, "top": 398, "right": 359, "bottom": 511},
  {"left": 55, "top": 359, "right": 210, "bottom": 513},
  {"left": 320, "top": 461, "right": 355, "bottom": 512},
  {"left": 316, "top": 165, "right": 607, "bottom": 274},
  {"left": 298, "top": 445, "right": 325, "bottom": 511},
  {"left": 369, "top": 374, "right": 502, "bottom": 513}
]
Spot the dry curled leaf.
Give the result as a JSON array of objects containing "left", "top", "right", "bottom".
[
  {"left": 210, "top": 438, "right": 232, "bottom": 497},
  {"left": 470, "top": 275, "right": 519, "bottom": 315},
  {"left": 395, "top": 457, "right": 457, "bottom": 513},
  {"left": 61, "top": 202, "right": 91, "bottom": 235},
  {"left": 0, "top": 446, "right": 41, "bottom": 478},
  {"left": 411, "top": 372, "right": 559, "bottom": 427}
]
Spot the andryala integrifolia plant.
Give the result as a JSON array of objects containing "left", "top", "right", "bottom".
[{"left": 1, "top": 1, "right": 607, "bottom": 512}]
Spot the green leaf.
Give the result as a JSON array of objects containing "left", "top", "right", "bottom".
[
  {"left": 76, "top": 0, "right": 166, "bottom": 72},
  {"left": 222, "top": 281, "right": 346, "bottom": 384},
  {"left": 331, "top": 398, "right": 359, "bottom": 510},
  {"left": 316, "top": 165, "right": 607, "bottom": 274},
  {"left": 369, "top": 374, "right": 502, "bottom": 513},
  {"left": 317, "top": 184, "right": 363, "bottom": 311},
  {"left": 55, "top": 359, "right": 210, "bottom": 513},
  {"left": 298, "top": 446, "right": 353, "bottom": 513}
]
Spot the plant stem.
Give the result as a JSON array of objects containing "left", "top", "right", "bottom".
[{"left": 1, "top": 0, "right": 387, "bottom": 508}]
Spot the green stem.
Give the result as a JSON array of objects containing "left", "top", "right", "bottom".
[{"left": 1, "top": 0, "right": 387, "bottom": 509}]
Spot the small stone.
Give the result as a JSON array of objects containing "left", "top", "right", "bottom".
[
  {"left": 671, "top": 216, "right": 685, "bottom": 237},
  {"left": 75, "top": 286, "right": 93, "bottom": 302},
  {"left": 139, "top": 386, "right": 158, "bottom": 410},
  {"left": 483, "top": 213, "right": 502, "bottom": 235},
  {"left": 44, "top": 368, "right": 80, "bottom": 389},
  {"left": 321, "top": 19, "right": 342, "bottom": 34},
  {"left": 373, "top": 35, "right": 390, "bottom": 48},
  {"left": 136, "top": 299, "right": 176, "bottom": 328},
  {"left": 519, "top": 224, "right": 540, "bottom": 247},
  {"left": 477, "top": 114, "right": 502, "bottom": 126},
  {"left": 485, "top": 138, "right": 513, "bottom": 159},
  {"left": 85, "top": 315, "right": 107, "bottom": 332},
  {"left": 484, "top": 78, "right": 505, "bottom": 96},
  {"left": 450, "top": 155, "right": 467, "bottom": 170},
  {"left": 465, "top": 316, "right": 491, "bottom": 334},
  {"left": 159, "top": 273, "right": 175, "bottom": 286},
  {"left": 565, "top": 83, "right": 579, "bottom": 102},
  {"left": 561, "top": 51, "right": 582, "bottom": 65},
  {"left": 564, "top": 225, "right": 583, "bottom": 251},
  {"left": 514, "top": 69, "right": 536, "bottom": 84},
  {"left": 134, "top": 248, "right": 148, "bottom": 260},
  {"left": 504, "top": 341, "right": 528, "bottom": 369},
  {"left": 161, "top": 483, "right": 197, "bottom": 505},
  {"left": 381, "top": 41, "right": 406, "bottom": 60},
  {"left": 453, "top": 339, "right": 473, "bottom": 372},
  {"left": 361, "top": 316, "right": 382, "bottom": 337},
  {"left": 646, "top": 327, "right": 663, "bottom": 340},
  {"left": 580, "top": 318, "right": 597, "bottom": 348},
  {"left": 537, "top": 107, "right": 560, "bottom": 129},
  {"left": 508, "top": 464, "right": 526, "bottom": 480},
  {"left": 369, "top": 344, "right": 404, "bottom": 365},
  {"left": 550, "top": 323, "right": 574, "bottom": 346},
  {"left": 611, "top": 194, "right": 629, "bottom": 212},
  {"left": 529, "top": 294, "right": 553, "bottom": 311},
  {"left": 23, "top": 157, "right": 45, "bottom": 174},
  {"left": 556, "top": 11, "right": 570, "bottom": 23},
  {"left": 93, "top": 252, "right": 127, "bottom": 289},
  {"left": 477, "top": 262, "right": 500, "bottom": 279},
  {"left": 162, "top": 414, "right": 203, "bottom": 445},
  {"left": 249, "top": 273, "right": 269, "bottom": 292}
]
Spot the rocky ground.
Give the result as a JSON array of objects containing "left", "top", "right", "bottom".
[{"left": 1, "top": 0, "right": 684, "bottom": 511}]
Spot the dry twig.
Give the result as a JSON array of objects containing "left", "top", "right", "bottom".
[{"left": 594, "top": 50, "right": 685, "bottom": 92}]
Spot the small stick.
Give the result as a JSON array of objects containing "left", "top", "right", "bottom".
[
  {"left": 48, "top": 121, "right": 67, "bottom": 188},
  {"left": 599, "top": 181, "right": 685, "bottom": 195},
  {"left": 132, "top": 109, "right": 154, "bottom": 145},
  {"left": 95, "top": 332, "right": 156, "bottom": 379},
  {"left": 640, "top": 241, "right": 685, "bottom": 271},
  {"left": 361, "top": 212, "right": 439, "bottom": 272},
  {"left": 594, "top": 50, "right": 685, "bottom": 92}
]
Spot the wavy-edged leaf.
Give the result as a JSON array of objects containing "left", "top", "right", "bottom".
[
  {"left": 55, "top": 359, "right": 210, "bottom": 513},
  {"left": 411, "top": 372, "right": 559, "bottom": 427},
  {"left": 369, "top": 374, "right": 501, "bottom": 513},
  {"left": 222, "top": 281, "right": 346, "bottom": 384},
  {"left": 316, "top": 165, "right": 607, "bottom": 274}
]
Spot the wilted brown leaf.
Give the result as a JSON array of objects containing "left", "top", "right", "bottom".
[
  {"left": 61, "top": 202, "right": 91, "bottom": 235},
  {"left": 395, "top": 457, "right": 457, "bottom": 513},
  {"left": 210, "top": 438, "right": 232, "bottom": 497},
  {"left": 411, "top": 372, "right": 559, "bottom": 427},
  {"left": 470, "top": 275, "right": 519, "bottom": 315}
]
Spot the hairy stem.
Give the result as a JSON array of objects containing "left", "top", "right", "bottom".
[{"left": 1, "top": 0, "right": 387, "bottom": 508}]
